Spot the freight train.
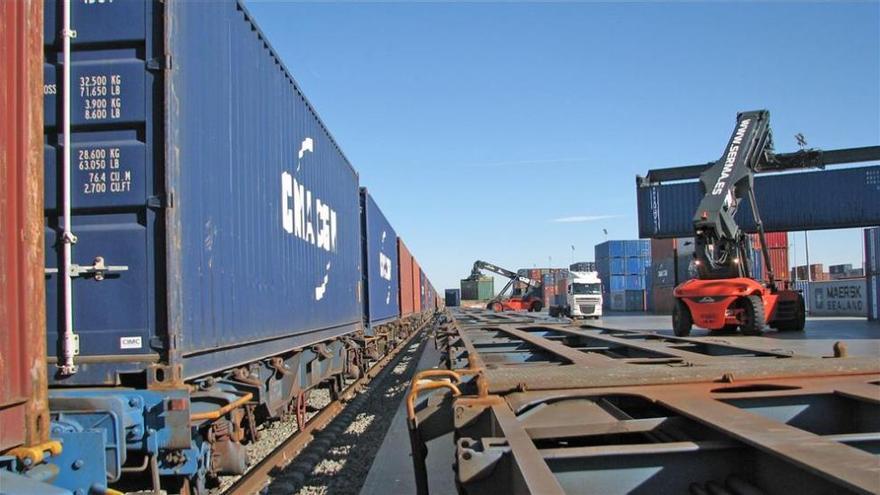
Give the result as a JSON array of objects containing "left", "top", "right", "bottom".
[{"left": 0, "top": 1, "right": 441, "bottom": 493}]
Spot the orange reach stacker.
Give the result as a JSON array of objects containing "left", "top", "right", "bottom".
[
  {"left": 467, "top": 260, "right": 544, "bottom": 312},
  {"left": 671, "top": 110, "right": 808, "bottom": 336}
]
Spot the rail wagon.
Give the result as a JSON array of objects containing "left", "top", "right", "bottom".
[{"left": 0, "top": 1, "right": 437, "bottom": 493}]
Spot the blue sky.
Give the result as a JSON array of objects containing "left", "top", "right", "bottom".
[{"left": 247, "top": 1, "right": 880, "bottom": 293}]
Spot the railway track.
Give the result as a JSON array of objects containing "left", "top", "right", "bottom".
[{"left": 221, "top": 316, "right": 437, "bottom": 495}]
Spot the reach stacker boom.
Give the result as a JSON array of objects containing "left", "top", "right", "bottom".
[{"left": 467, "top": 260, "right": 544, "bottom": 312}]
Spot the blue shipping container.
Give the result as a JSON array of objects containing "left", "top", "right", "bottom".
[
  {"left": 44, "top": 0, "right": 363, "bottom": 385},
  {"left": 361, "top": 189, "right": 399, "bottom": 328},
  {"left": 445, "top": 289, "right": 461, "bottom": 307},
  {"left": 750, "top": 249, "right": 763, "bottom": 282},
  {"left": 792, "top": 280, "right": 811, "bottom": 312},
  {"left": 625, "top": 240, "right": 649, "bottom": 258},
  {"left": 638, "top": 167, "right": 880, "bottom": 239},
  {"left": 867, "top": 275, "right": 878, "bottom": 321},
  {"left": 610, "top": 258, "right": 626, "bottom": 275},
  {"left": 625, "top": 275, "right": 645, "bottom": 290},
  {"left": 595, "top": 240, "right": 628, "bottom": 260},
  {"left": 626, "top": 257, "right": 645, "bottom": 275},
  {"left": 609, "top": 290, "right": 645, "bottom": 311},
  {"left": 866, "top": 227, "right": 880, "bottom": 276},
  {"left": 609, "top": 275, "right": 626, "bottom": 291}
]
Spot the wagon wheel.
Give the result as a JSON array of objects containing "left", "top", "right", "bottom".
[{"left": 295, "top": 390, "right": 311, "bottom": 430}]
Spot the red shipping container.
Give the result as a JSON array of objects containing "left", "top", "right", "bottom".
[
  {"left": 750, "top": 232, "right": 788, "bottom": 250},
  {"left": 0, "top": 0, "right": 50, "bottom": 452},
  {"left": 651, "top": 238, "right": 676, "bottom": 261},
  {"left": 398, "top": 239, "right": 414, "bottom": 316},
  {"left": 556, "top": 278, "right": 567, "bottom": 295},
  {"left": 412, "top": 258, "right": 422, "bottom": 313},
  {"left": 765, "top": 232, "right": 788, "bottom": 249},
  {"left": 765, "top": 247, "right": 790, "bottom": 282},
  {"left": 543, "top": 286, "right": 556, "bottom": 308}
]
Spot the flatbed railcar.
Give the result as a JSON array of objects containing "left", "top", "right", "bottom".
[
  {"left": 408, "top": 310, "right": 880, "bottom": 495},
  {"left": 0, "top": 1, "right": 439, "bottom": 493}
]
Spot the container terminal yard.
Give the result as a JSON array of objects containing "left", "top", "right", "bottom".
[{"left": 0, "top": 1, "right": 878, "bottom": 494}]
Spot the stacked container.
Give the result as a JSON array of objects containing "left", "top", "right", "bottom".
[
  {"left": 570, "top": 261, "right": 596, "bottom": 272},
  {"left": 646, "top": 238, "right": 695, "bottom": 314},
  {"left": 749, "top": 232, "right": 789, "bottom": 282},
  {"left": 516, "top": 267, "right": 569, "bottom": 304},
  {"left": 829, "top": 264, "right": 864, "bottom": 280},
  {"left": 542, "top": 273, "right": 557, "bottom": 308},
  {"left": 595, "top": 240, "right": 650, "bottom": 311},
  {"left": 866, "top": 227, "right": 880, "bottom": 321},
  {"left": 829, "top": 264, "right": 853, "bottom": 277},
  {"left": 792, "top": 264, "right": 828, "bottom": 282}
]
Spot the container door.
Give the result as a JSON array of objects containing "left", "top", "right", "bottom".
[{"left": 44, "top": 1, "right": 161, "bottom": 382}]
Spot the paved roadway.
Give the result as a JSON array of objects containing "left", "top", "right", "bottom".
[{"left": 595, "top": 312, "right": 880, "bottom": 358}]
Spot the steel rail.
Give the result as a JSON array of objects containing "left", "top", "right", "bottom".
[{"left": 224, "top": 317, "right": 434, "bottom": 495}]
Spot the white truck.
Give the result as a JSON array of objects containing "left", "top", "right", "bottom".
[{"left": 549, "top": 271, "right": 603, "bottom": 319}]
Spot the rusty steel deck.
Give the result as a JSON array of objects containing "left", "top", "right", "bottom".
[{"left": 407, "top": 309, "right": 880, "bottom": 495}]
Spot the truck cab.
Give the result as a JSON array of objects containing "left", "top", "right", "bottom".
[{"left": 550, "top": 271, "right": 603, "bottom": 318}]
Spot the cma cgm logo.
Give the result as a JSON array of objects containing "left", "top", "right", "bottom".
[
  {"left": 379, "top": 230, "right": 392, "bottom": 281},
  {"left": 281, "top": 138, "right": 338, "bottom": 252},
  {"left": 379, "top": 253, "right": 392, "bottom": 281}
]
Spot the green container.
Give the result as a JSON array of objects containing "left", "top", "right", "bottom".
[
  {"left": 461, "top": 276, "right": 494, "bottom": 300},
  {"left": 477, "top": 277, "right": 494, "bottom": 300},
  {"left": 461, "top": 279, "right": 478, "bottom": 300}
]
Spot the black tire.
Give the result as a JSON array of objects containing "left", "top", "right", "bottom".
[
  {"left": 548, "top": 306, "right": 560, "bottom": 317},
  {"left": 740, "top": 295, "right": 765, "bottom": 336},
  {"left": 531, "top": 301, "right": 543, "bottom": 312},
  {"left": 778, "top": 294, "right": 806, "bottom": 332},
  {"left": 672, "top": 300, "right": 693, "bottom": 337}
]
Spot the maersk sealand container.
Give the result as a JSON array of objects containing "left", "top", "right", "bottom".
[
  {"left": 43, "top": 0, "right": 362, "bottom": 385},
  {"left": 360, "top": 188, "right": 400, "bottom": 331}
]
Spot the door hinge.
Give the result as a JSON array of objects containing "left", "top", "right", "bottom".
[
  {"left": 149, "top": 336, "right": 166, "bottom": 351},
  {"left": 147, "top": 193, "right": 173, "bottom": 209},
  {"left": 147, "top": 55, "right": 172, "bottom": 71}
]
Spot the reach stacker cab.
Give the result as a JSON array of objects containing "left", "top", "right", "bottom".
[{"left": 671, "top": 110, "right": 807, "bottom": 336}]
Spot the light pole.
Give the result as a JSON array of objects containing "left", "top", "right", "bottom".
[{"left": 804, "top": 231, "right": 811, "bottom": 282}]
